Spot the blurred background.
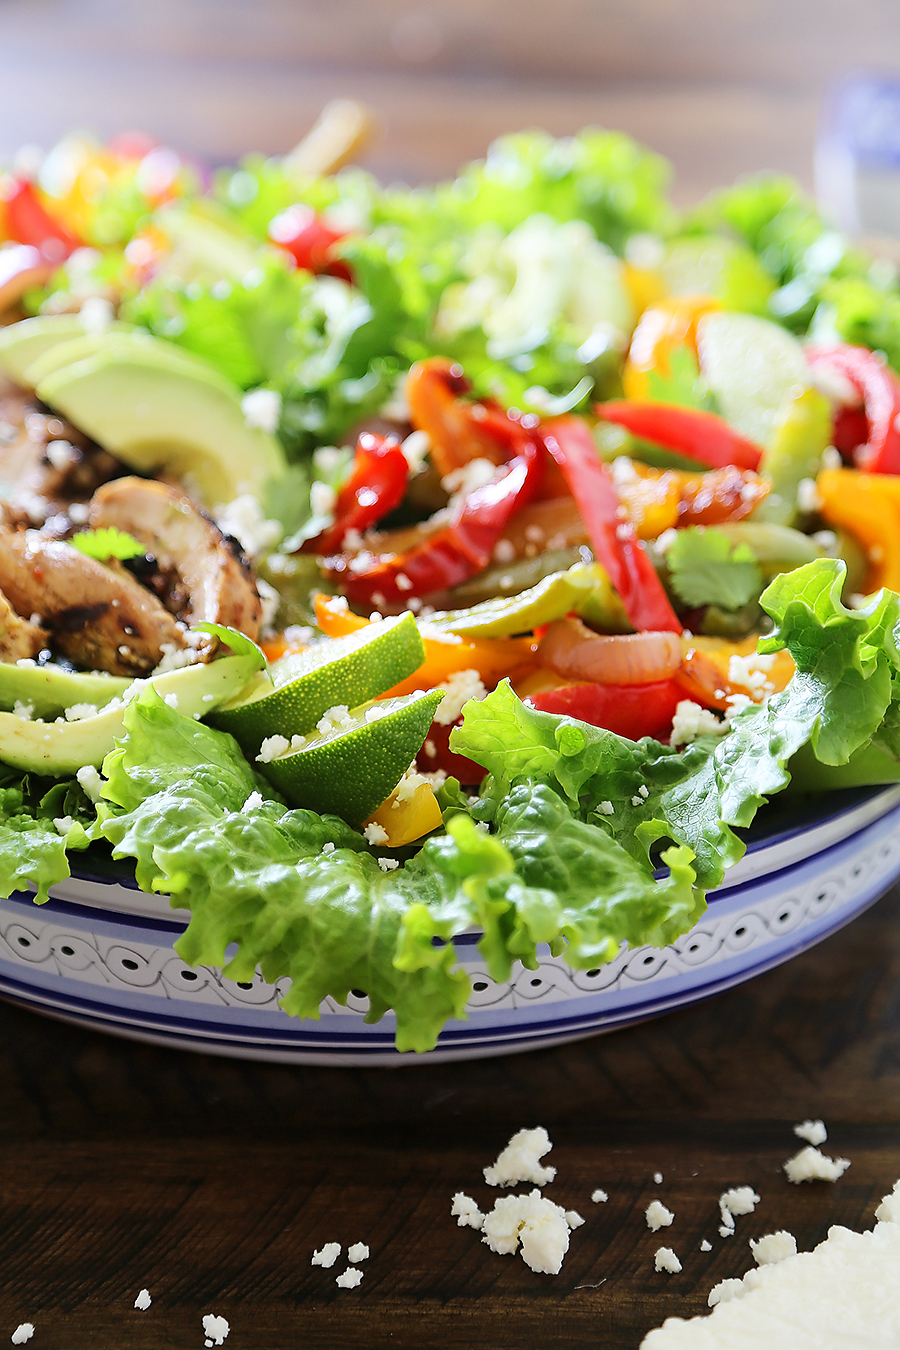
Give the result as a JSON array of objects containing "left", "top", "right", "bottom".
[{"left": 0, "top": 0, "right": 899, "bottom": 202}]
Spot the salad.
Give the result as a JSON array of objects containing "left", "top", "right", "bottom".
[{"left": 0, "top": 105, "right": 899, "bottom": 1052}]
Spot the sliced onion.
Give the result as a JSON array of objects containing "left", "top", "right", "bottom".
[{"left": 538, "top": 617, "right": 683, "bottom": 686}]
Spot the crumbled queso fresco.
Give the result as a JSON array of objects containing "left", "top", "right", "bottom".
[
  {"left": 750, "top": 1231, "right": 798, "bottom": 1266},
  {"left": 433, "top": 668, "right": 488, "bottom": 726},
  {"left": 646, "top": 1200, "right": 675, "bottom": 1232},
  {"left": 782, "top": 1145, "right": 851, "bottom": 1184},
  {"left": 641, "top": 1180, "right": 900, "bottom": 1348},
  {"left": 483, "top": 1126, "right": 557, "bottom": 1187},
  {"left": 201, "top": 1312, "right": 229, "bottom": 1345}
]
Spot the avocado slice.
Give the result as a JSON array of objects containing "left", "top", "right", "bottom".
[
  {"left": 0, "top": 315, "right": 90, "bottom": 386},
  {"left": 0, "top": 654, "right": 260, "bottom": 775},
  {"left": 34, "top": 331, "right": 286, "bottom": 505},
  {"left": 0, "top": 662, "right": 132, "bottom": 720}
]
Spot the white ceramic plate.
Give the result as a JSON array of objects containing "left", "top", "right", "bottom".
[{"left": 1, "top": 785, "right": 898, "bottom": 1064}]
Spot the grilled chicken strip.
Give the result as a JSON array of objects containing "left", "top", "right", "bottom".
[
  {"left": 0, "top": 587, "right": 47, "bottom": 662},
  {"left": 89, "top": 478, "right": 262, "bottom": 638},
  {"left": 0, "top": 382, "right": 119, "bottom": 529},
  {"left": 0, "top": 529, "right": 185, "bottom": 676}
]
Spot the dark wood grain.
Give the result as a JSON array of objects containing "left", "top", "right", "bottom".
[
  {"left": 0, "top": 5, "right": 898, "bottom": 1346},
  {"left": 0, "top": 885, "right": 898, "bottom": 1349}
]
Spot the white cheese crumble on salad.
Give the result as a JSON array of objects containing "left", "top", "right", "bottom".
[
  {"left": 783, "top": 1145, "right": 850, "bottom": 1184},
  {"left": 75, "top": 764, "right": 103, "bottom": 803},
  {"left": 646, "top": 1200, "right": 675, "bottom": 1232},
  {"left": 483, "top": 1126, "right": 557, "bottom": 1187},
  {"left": 433, "top": 669, "right": 488, "bottom": 726},
  {"left": 364, "top": 822, "right": 389, "bottom": 846},
  {"left": 240, "top": 387, "right": 282, "bottom": 433},
  {"left": 670, "top": 700, "right": 728, "bottom": 747}
]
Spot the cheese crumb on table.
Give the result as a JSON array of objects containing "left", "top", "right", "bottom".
[
  {"left": 347, "top": 1243, "right": 370, "bottom": 1263},
  {"left": 483, "top": 1126, "right": 557, "bottom": 1187},
  {"left": 311, "top": 1242, "right": 341, "bottom": 1268},
  {"left": 481, "top": 1189, "right": 571, "bottom": 1275},
  {"left": 451, "top": 1193, "right": 485, "bottom": 1230},
  {"left": 201, "top": 1313, "right": 230, "bottom": 1345},
  {"left": 133, "top": 1288, "right": 151, "bottom": 1310},
  {"left": 646, "top": 1200, "right": 675, "bottom": 1231},
  {"left": 10, "top": 1327, "right": 34, "bottom": 1346},
  {"left": 591, "top": 1189, "right": 608, "bottom": 1203},
  {"left": 566, "top": 1210, "right": 585, "bottom": 1229},
  {"left": 654, "top": 1171, "right": 664, "bottom": 1184},
  {"left": 654, "top": 1247, "right": 682, "bottom": 1274},
  {"left": 641, "top": 1179, "right": 900, "bottom": 1348},
  {"left": 793, "top": 1119, "right": 827, "bottom": 1146},
  {"left": 718, "top": 1186, "right": 759, "bottom": 1236},
  {"left": 750, "top": 1231, "right": 797, "bottom": 1266},
  {"left": 699, "top": 1240, "right": 712, "bottom": 1252},
  {"left": 783, "top": 1145, "right": 850, "bottom": 1184},
  {"left": 335, "top": 1268, "right": 364, "bottom": 1289}
]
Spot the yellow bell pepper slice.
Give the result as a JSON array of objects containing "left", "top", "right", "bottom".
[
  {"left": 364, "top": 780, "right": 443, "bottom": 847},
  {"left": 817, "top": 468, "right": 900, "bottom": 593},
  {"left": 622, "top": 262, "right": 667, "bottom": 319}
]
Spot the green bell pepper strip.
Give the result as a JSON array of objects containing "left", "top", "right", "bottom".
[
  {"left": 752, "top": 388, "right": 831, "bottom": 526},
  {"left": 425, "top": 562, "right": 631, "bottom": 638}
]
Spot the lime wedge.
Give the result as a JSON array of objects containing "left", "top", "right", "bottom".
[
  {"left": 209, "top": 612, "right": 424, "bottom": 755},
  {"left": 696, "top": 312, "right": 810, "bottom": 449},
  {"left": 661, "top": 237, "right": 774, "bottom": 316},
  {"left": 257, "top": 688, "right": 444, "bottom": 826}
]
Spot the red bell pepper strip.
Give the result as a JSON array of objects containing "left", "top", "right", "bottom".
[
  {"left": 328, "top": 417, "right": 545, "bottom": 608},
  {"left": 524, "top": 678, "right": 684, "bottom": 741},
  {"left": 416, "top": 721, "right": 487, "bottom": 785},
  {"left": 3, "top": 180, "right": 82, "bottom": 263},
  {"left": 268, "top": 204, "right": 352, "bottom": 283},
  {"left": 303, "top": 432, "right": 408, "bottom": 556},
  {"left": 541, "top": 416, "right": 682, "bottom": 633},
  {"left": 595, "top": 400, "right": 763, "bottom": 472},
  {"left": 805, "top": 344, "right": 900, "bottom": 474}
]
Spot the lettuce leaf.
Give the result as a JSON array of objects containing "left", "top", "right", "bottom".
[
  {"left": 0, "top": 770, "right": 93, "bottom": 902},
  {"left": 93, "top": 687, "right": 702, "bottom": 1052}
]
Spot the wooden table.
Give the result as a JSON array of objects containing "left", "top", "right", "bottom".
[
  {"left": 1, "top": 883, "right": 898, "bottom": 1349},
  {"left": 1, "top": 4, "right": 899, "bottom": 1345}
]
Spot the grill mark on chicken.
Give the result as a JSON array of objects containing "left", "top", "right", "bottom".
[
  {"left": 0, "top": 528, "right": 186, "bottom": 675},
  {"left": 89, "top": 478, "right": 262, "bottom": 638}
]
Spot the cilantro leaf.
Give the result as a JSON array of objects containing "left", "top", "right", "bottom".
[
  {"left": 666, "top": 527, "right": 764, "bottom": 611},
  {"left": 71, "top": 527, "right": 144, "bottom": 563}
]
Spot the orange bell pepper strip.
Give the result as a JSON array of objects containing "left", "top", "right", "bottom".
[
  {"left": 677, "top": 636, "right": 795, "bottom": 712},
  {"left": 405, "top": 357, "right": 511, "bottom": 477},
  {"left": 314, "top": 594, "right": 538, "bottom": 697},
  {"left": 816, "top": 467, "right": 900, "bottom": 593},
  {"left": 623, "top": 294, "right": 721, "bottom": 401}
]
